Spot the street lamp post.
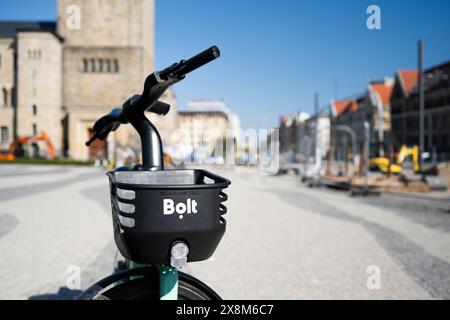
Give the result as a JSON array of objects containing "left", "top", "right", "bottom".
[
  {"left": 418, "top": 39, "right": 425, "bottom": 169},
  {"left": 364, "top": 121, "right": 370, "bottom": 194},
  {"left": 376, "top": 93, "right": 384, "bottom": 157},
  {"left": 303, "top": 135, "right": 311, "bottom": 176},
  {"left": 369, "top": 88, "right": 385, "bottom": 157}
]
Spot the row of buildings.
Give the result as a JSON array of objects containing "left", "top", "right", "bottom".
[
  {"left": 280, "top": 59, "right": 450, "bottom": 164},
  {"left": 0, "top": 0, "right": 239, "bottom": 162}
]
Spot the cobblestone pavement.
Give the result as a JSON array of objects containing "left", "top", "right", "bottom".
[{"left": 0, "top": 165, "right": 449, "bottom": 299}]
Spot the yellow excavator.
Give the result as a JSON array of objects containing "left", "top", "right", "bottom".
[{"left": 370, "top": 145, "right": 420, "bottom": 174}]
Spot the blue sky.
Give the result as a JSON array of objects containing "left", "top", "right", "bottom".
[{"left": 1, "top": 0, "right": 449, "bottom": 129}]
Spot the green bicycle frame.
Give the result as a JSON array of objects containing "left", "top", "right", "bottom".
[{"left": 130, "top": 262, "right": 178, "bottom": 300}]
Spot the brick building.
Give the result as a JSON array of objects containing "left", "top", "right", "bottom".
[
  {"left": 330, "top": 78, "right": 394, "bottom": 160},
  {"left": 0, "top": 0, "right": 177, "bottom": 160},
  {"left": 390, "top": 61, "right": 450, "bottom": 160}
]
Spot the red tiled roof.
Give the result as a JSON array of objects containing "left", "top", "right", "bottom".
[
  {"left": 331, "top": 99, "right": 360, "bottom": 116},
  {"left": 331, "top": 99, "right": 350, "bottom": 116},
  {"left": 348, "top": 100, "right": 359, "bottom": 112},
  {"left": 370, "top": 83, "right": 394, "bottom": 103},
  {"left": 398, "top": 70, "right": 418, "bottom": 95}
]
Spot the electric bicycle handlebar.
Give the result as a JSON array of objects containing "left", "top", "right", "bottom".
[{"left": 85, "top": 46, "right": 220, "bottom": 149}]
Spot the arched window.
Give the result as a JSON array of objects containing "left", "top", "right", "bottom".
[
  {"left": 81, "top": 58, "right": 120, "bottom": 73},
  {"left": 105, "top": 59, "right": 112, "bottom": 72},
  {"left": 0, "top": 126, "right": 8, "bottom": 144},
  {"left": 2, "top": 88, "right": 8, "bottom": 107},
  {"left": 90, "top": 59, "right": 96, "bottom": 72},
  {"left": 83, "top": 58, "right": 88, "bottom": 72},
  {"left": 32, "top": 104, "right": 37, "bottom": 115}
]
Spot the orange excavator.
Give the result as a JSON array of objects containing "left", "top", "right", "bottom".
[{"left": 0, "top": 131, "right": 56, "bottom": 161}]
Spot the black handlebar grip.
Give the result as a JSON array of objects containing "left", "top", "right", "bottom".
[{"left": 179, "top": 46, "right": 220, "bottom": 76}]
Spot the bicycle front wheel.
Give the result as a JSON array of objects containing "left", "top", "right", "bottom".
[{"left": 76, "top": 266, "right": 221, "bottom": 300}]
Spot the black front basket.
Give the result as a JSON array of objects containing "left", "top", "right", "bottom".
[{"left": 107, "top": 169, "right": 230, "bottom": 265}]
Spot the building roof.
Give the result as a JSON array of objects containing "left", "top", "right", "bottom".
[
  {"left": 398, "top": 70, "right": 418, "bottom": 95},
  {"left": 280, "top": 112, "right": 310, "bottom": 127},
  {"left": 395, "top": 61, "right": 449, "bottom": 97},
  {"left": 369, "top": 82, "right": 394, "bottom": 103},
  {"left": 426, "top": 60, "right": 450, "bottom": 73},
  {"left": 330, "top": 97, "right": 364, "bottom": 117},
  {"left": 178, "top": 110, "right": 229, "bottom": 118},
  {"left": 0, "top": 21, "right": 56, "bottom": 38},
  {"left": 348, "top": 100, "right": 359, "bottom": 112},
  {"left": 330, "top": 99, "right": 350, "bottom": 116},
  {"left": 187, "top": 99, "right": 230, "bottom": 113}
]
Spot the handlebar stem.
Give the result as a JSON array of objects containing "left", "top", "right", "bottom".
[
  {"left": 127, "top": 109, "right": 164, "bottom": 171},
  {"left": 122, "top": 73, "right": 173, "bottom": 170}
]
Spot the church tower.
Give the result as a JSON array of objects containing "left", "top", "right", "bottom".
[{"left": 56, "top": 0, "right": 157, "bottom": 160}]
